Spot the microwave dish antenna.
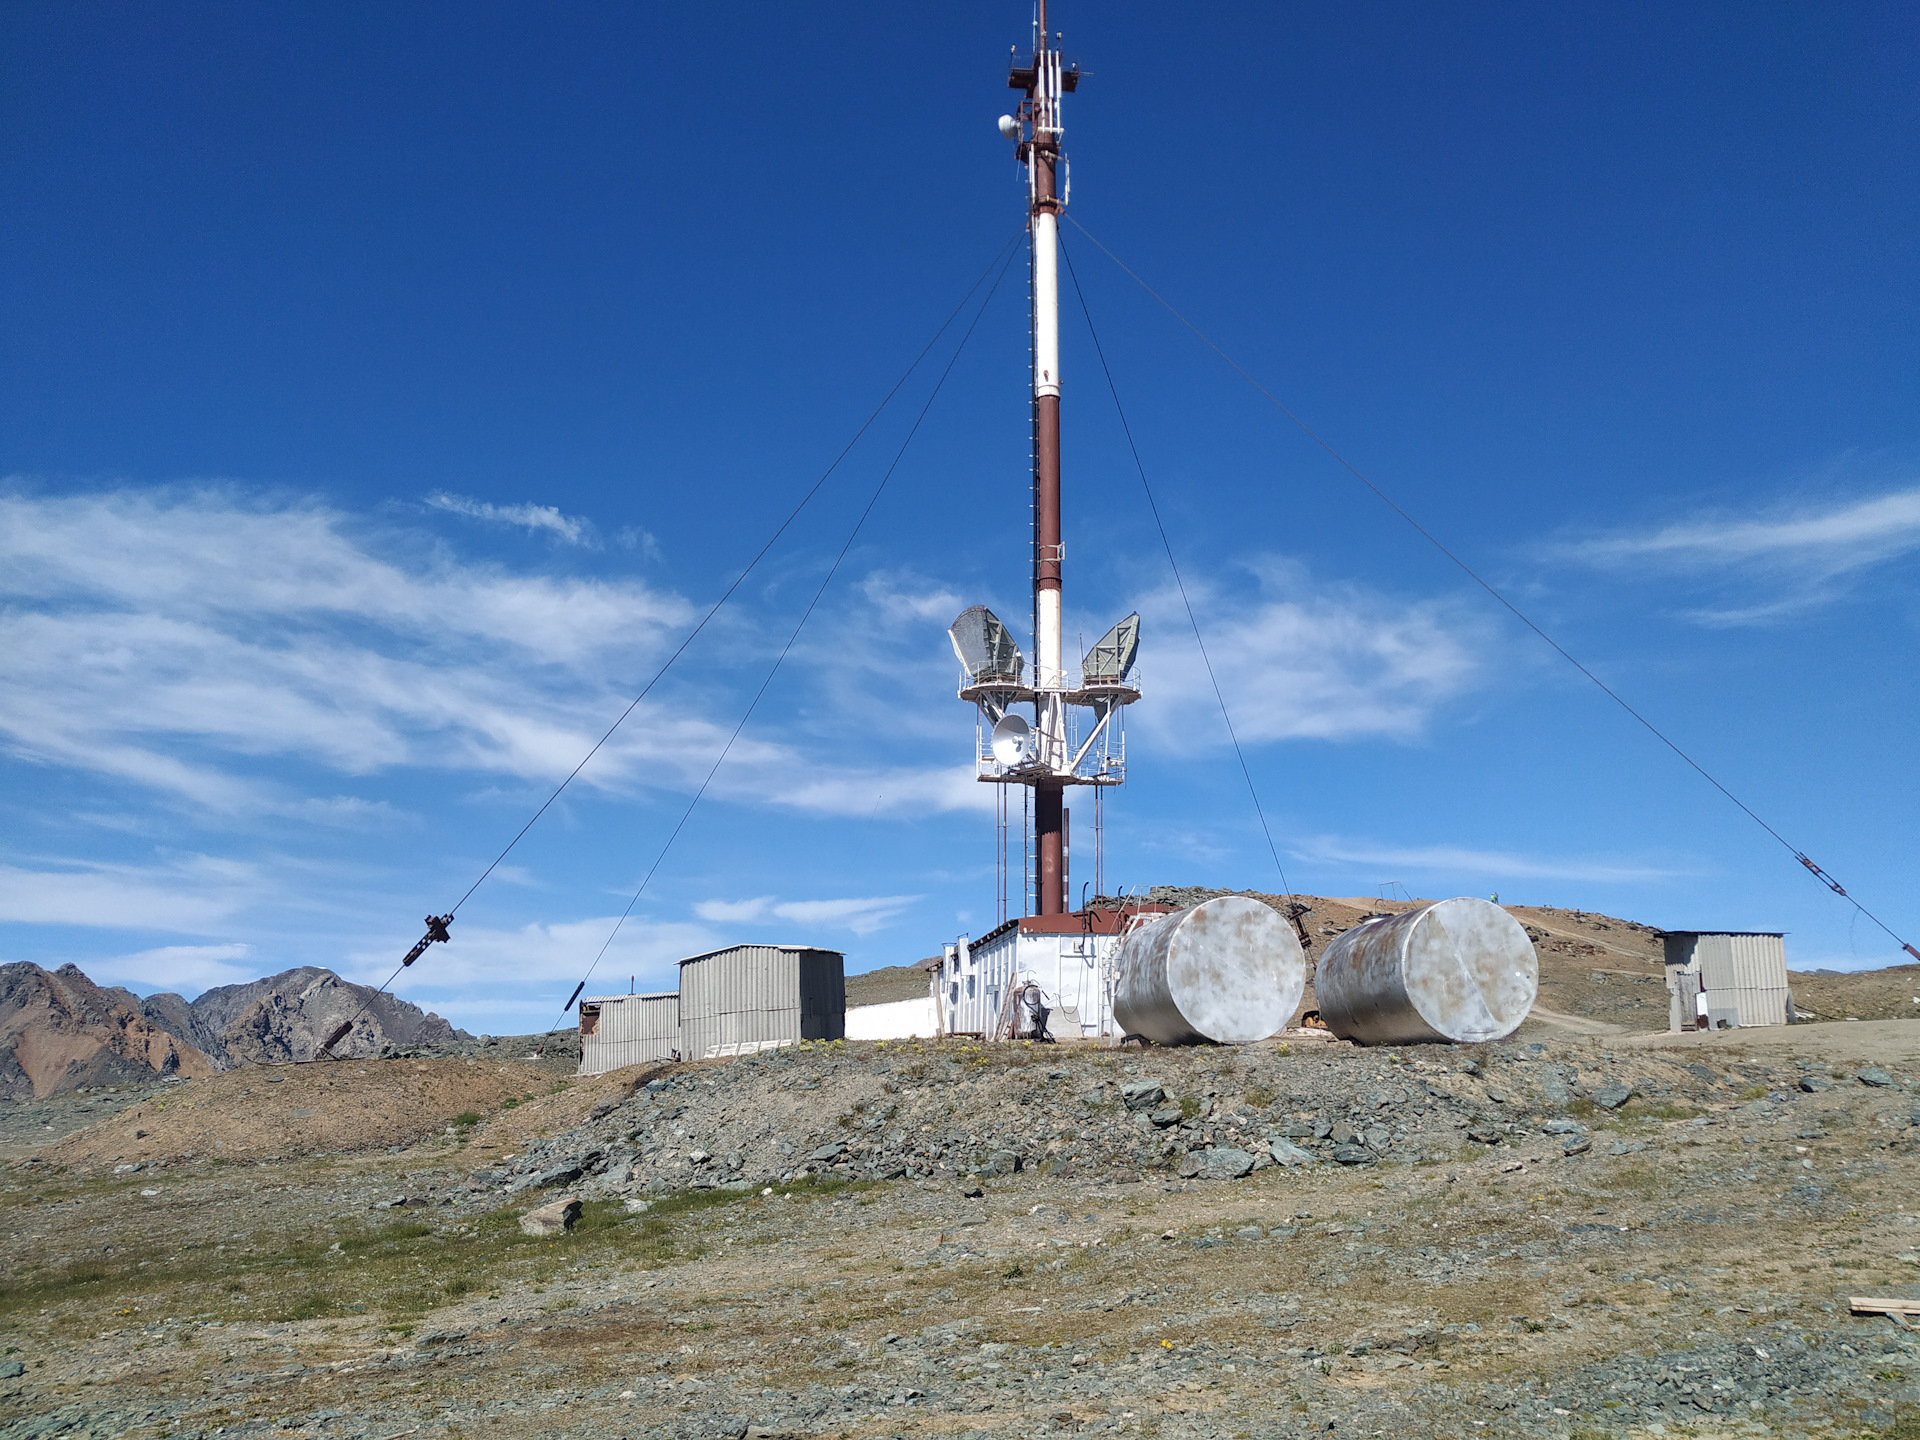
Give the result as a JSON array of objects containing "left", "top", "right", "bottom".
[{"left": 990, "top": 713, "right": 1036, "bottom": 766}]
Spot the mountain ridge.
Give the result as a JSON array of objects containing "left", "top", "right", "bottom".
[{"left": 0, "top": 960, "right": 470, "bottom": 1099}]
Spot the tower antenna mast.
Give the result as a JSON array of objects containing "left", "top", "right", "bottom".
[
  {"left": 1026, "top": 0, "right": 1069, "bottom": 914},
  {"left": 952, "top": 2, "right": 1139, "bottom": 920}
]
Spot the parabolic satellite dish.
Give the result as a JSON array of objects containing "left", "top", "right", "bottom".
[
  {"left": 948, "top": 605, "right": 1024, "bottom": 687},
  {"left": 990, "top": 713, "right": 1034, "bottom": 766}
]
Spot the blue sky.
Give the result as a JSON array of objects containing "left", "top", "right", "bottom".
[{"left": 3, "top": 2, "right": 1915, "bottom": 1036}]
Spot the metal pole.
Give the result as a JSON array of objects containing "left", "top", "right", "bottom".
[{"left": 1028, "top": 9, "right": 1067, "bottom": 916}]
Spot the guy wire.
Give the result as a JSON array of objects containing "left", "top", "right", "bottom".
[
  {"left": 1065, "top": 213, "right": 1915, "bottom": 959},
  {"left": 1060, "top": 236, "right": 1298, "bottom": 908},
  {"left": 544, "top": 239, "right": 1024, "bottom": 1030}
]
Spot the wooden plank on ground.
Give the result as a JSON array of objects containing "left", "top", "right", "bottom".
[{"left": 1850, "top": 1296, "right": 1920, "bottom": 1316}]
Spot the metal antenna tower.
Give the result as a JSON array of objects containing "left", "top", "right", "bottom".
[{"left": 949, "top": 1, "right": 1140, "bottom": 919}]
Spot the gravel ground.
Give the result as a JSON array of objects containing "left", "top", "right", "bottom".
[{"left": 3, "top": 1024, "right": 1918, "bottom": 1439}]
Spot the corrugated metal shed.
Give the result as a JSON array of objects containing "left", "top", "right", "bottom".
[
  {"left": 678, "top": 944, "right": 845, "bottom": 1060},
  {"left": 578, "top": 991, "right": 680, "bottom": 1076},
  {"left": 1663, "top": 931, "right": 1789, "bottom": 1030}
]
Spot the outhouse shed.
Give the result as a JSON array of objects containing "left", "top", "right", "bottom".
[
  {"left": 677, "top": 944, "right": 845, "bottom": 1059},
  {"left": 577, "top": 991, "right": 681, "bottom": 1076},
  {"left": 1662, "top": 930, "right": 1790, "bottom": 1031}
]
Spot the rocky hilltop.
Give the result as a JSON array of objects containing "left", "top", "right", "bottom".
[
  {"left": 147, "top": 965, "right": 470, "bottom": 1069},
  {"left": 0, "top": 962, "right": 216, "bottom": 1100},
  {"left": 0, "top": 961, "right": 471, "bottom": 1099}
]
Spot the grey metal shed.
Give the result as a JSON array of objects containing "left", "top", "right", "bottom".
[
  {"left": 678, "top": 944, "right": 845, "bottom": 1059},
  {"left": 578, "top": 991, "right": 681, "bottom": 1076},
  {"left": 1662, "top": 931, "right": 1789, "bottom": 1031}
]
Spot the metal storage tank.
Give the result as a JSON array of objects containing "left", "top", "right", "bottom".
[
  {"left": 1316, "top": 898, "right": 1537, "bottom": 1045},
  {"left": 578, "top": 991, "right": 680, "bottom": 1076},
  {"left": 678, "top": 944, "right": 845, "bottom": 1060},
  {"left": 1112, "top": 896, "right": 1305, "bottom": 1045},
  {"left": 1662, "top": 931, "right": 1788, "bottom": 1030}
]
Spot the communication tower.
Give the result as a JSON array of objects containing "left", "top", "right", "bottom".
[{"left": 949, "top": 0, "right": 1140, "bottom": 922}]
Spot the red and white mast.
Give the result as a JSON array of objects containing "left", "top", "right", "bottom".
[
  {"left": 1023, "top": 0, "right": 1070, "bottom": 913},
  {"left": 952, "top": 3, "right": 1138, "bottom": 921}
]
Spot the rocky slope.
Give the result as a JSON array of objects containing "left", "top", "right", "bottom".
[
  {"left": 0, "top": 961, "right": 471, "bottom": 1098},
  {"left": 4, "top": 1021, "right": 1916, "bottom": 1439},
  {"left": 0, "top": 963, "right": 216, "bottom": 1100},
  {"left": 148, "top": 965, "right": 470, "bottom": 1068}
]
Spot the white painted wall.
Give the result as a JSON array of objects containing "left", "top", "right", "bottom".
[
  {"left": 936, "top": 927, "right": 1122, "bottom": 1038},
  {"left": 844, "top": 995, "right": 940, "bottom": 1040}
]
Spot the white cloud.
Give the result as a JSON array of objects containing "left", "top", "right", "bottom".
[
  {"left": 1291, "top": 835, "right": 1683, "bottom": 884},
  {"left": 365, "top": 915, "right": 725, "bottom": 1029},
  {"left": 694, "top": 893, "right": 921, "bottom": 937},
  {"left": 1561, "top": 483, "right": 1920, "bottom": 624},
  {"left": 0, "top": 856, "right": 259, "bottom": 932},
  {"left": 82, "top": 943, "right": 258, "bottom": 993},
  {"left": 424, "top": 491, "right": 594, "bottom": 545},
  {"left": 859, "top": 571, "right": 967, "bottom": 625},
  {"left": 769, "top": 894, "right": 920, "bottom": 936},
  {"left": 1131, "top": 559, "right": 1485, "bottom": 751},
  {"left": 694, "top": 896, "right": 774, "bottom": 923},
  {"left": 0, "top": 488, "right": 991, "bottom": 821}
]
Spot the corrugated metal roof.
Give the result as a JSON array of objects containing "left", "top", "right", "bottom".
[
  {"left": 582, "top": 991, "right": 678, "bottom": 1004},
  {"left": 677, "top": 943, "right": 834, "bottom": 966}
]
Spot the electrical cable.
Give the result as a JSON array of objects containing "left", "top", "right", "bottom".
[
  {"left": 542, "top": 239, "right": 1025, "bottom": 1032},
  {"left": 445, "top": 227, "right": 1023, "bottom": 921},
  {"left": 1059, "top": 236, "right": 1297, "bottom": 908},
  {"left": 1065, "top": 213, "right": 1917, "bottom": 961},
  {"left": 319, "top": 230, "right": 1023, "bottom": 1059}
]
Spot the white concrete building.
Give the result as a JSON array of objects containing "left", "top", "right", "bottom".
[
  {"left": 845, "top": 995, "right": 941, "bottom": 1039},
  {"left": 935, "top": 906, "right": 1170, "bottom": 1039}
]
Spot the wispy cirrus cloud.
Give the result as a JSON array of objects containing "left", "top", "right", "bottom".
[
  {"left": 1132, "top": 558, "right": 1487, "bottom": 751},
  {"left": 694, "top": 893, "right": 921, "bottom": 936},
  {"left": 1558, "top": 482, "right": 1920, "bottom": 624},
  {"left": 362, "top": 915, "right": 723, "bottom": 1009},
  {"left": 424, "top": 490, "right": 595, "bottom": 546},
  {"left": 81, "top": 943, "right": 259, "bottom": 993},
  {"left": 1291, "top": 835, "right": 1686, "bottom": 885},
  {"left": 0, "top": 855, "right": 261, "bottom": 932},
  {"left": 0, "top": 487, "right": 983, "bottom": 820}
]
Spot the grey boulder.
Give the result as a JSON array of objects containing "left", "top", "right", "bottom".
[
  {"left": 520, "top": 1196, "right": 583, "bottom": 1237},
  {"left": 1591, "top": 1083, "right": 1635, "bottom": 1110},
  {"left": 1177, "top": 1147, "right": 1255, "bottom": 1180},
  {"left": 1267, "top": 1137, "right": 1317, "bottom": 1167}
]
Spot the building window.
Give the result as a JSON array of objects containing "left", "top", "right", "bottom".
[
  {"left": 950, "top": 982, "right": 959, "bottom": 1006},
  {"left": 967, "top": 976, "right": 976, "bottom": 999}
]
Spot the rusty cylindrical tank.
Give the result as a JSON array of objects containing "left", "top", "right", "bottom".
[
  {"left": 1113, "top": 896, "right": 1306, "bottom": 1045},
  {"left": 1315, "top": 897, "right": 1537, "bottom": 1045}
]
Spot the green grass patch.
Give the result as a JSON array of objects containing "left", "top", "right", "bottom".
[{"left": 3, "top": 1167, "right": 897, "bottom": 1341}]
